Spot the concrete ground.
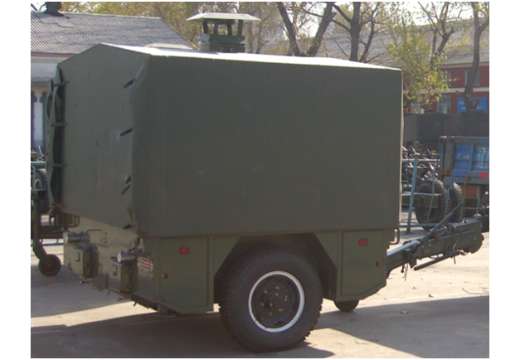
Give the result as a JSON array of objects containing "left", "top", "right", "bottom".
[{"left": 31, "top": 234, "right": 489, "bottom": 358}]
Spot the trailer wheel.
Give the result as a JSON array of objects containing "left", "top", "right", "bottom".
[
  {"left": 448, "top": 183, "right": 464, "bottom": 223},
  {"left": 415, "top": 180, "right": 446, "bottom": 230},
  {"left": 38, "top": 254, "right": 61, "bottom": 277},
  {"left": 334, "top": 299, "right": 359, "bottom": 313},
  {"left": 219, "top": 249, "right": 322, "bottom": 352}
]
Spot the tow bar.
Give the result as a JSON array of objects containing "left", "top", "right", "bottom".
[{"left": 386, "top": 203, "right": 484, "bottom": 276}]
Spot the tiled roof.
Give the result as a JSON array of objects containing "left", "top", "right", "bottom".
[{"left": 31, "top": 11, "right": 191, "bottom": 55}]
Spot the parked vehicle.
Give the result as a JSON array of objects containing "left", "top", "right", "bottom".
[
  {"left": 439, "top": 136, "right": 489, "bottom": 232},
  {"left": 32, "top": 14, "right": 484, "bottom": 352}
]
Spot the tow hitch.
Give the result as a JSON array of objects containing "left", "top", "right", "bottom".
[{"left": 386, "top": 203, "right": 484, "bottom": 276}]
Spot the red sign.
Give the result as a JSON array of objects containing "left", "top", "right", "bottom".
[
  {"left": 358, "top": 238, "right": 369, "bottom": 247},
  {"left": 178, "top": 246, "right": 191, "bottom": 255}
]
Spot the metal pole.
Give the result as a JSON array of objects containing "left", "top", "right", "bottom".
[{"left": 406, "top": 158, "right": 418, "bottom": 234}]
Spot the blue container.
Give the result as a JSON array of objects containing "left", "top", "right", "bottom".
[{"left": 440, "top": 137, "right": 489, "bottom": 185}]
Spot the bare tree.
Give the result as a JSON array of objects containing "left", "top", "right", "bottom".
[
  {"left": 464, "top": 2, "right": 489, "bottom": 111},
  {"left": 330, "top": 2, "right": 381, "bottom": 62},
  {"left": 277, "top": 2, "right": 336, "bottom": 56},
  {"left": 418, "top": 2, "right": 462, "bottom": 67}
]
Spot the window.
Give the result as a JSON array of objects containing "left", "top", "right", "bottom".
[
  {"left": 464, "top": 69, "right": 480, "bottom": 87},
  {"left": 448, "top": 70, "right": 459, "bottom": 87}
]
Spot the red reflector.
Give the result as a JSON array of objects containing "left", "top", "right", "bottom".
[
  {"left": 479, "top": 172, "right": 489, "bottom": 179},
  {"left": 178, "top": 246, "right": 190, "bottom": 255},
  {"left": 358, "top": 238, "right": 369, "bottom": 247}
]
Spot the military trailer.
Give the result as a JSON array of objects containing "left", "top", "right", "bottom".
[{"left": 35, "top": 15, "right": 484, "bottom": 352}]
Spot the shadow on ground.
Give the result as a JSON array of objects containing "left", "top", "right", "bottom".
[
  {"left": 31, "top": 312, "right": 333, "bottom": 358},
  {"left": 32, "top": 255, "right": 130, "bottom": 317},
  {"left": 31, "top": 296, "right": 488, "bottom": 358},
  {"left": 317, "top": 295, "right": 489, "bottom": 358}
]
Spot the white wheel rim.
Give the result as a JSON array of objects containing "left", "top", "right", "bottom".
[{"left": 247, "top": 270, "right": 305, "bottom": 333}]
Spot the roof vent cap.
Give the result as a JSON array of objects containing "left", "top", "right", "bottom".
[{"left": 187, "top": 12, "right": 260, "bottom": 53}]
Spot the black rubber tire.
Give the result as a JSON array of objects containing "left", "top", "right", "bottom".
[
  {"left": 448, "top": 183, "right": 465, "bottom": 223},
  {"left": 481, "top": 213, "right": 489, "bottom": 233},
  {"left": 334, "top": 300, "right": 359, "bottom": 313},
  {"left": 219, "top": 248, "right": 323, "bottom": 352},
  {"left": 38, "top": 254, "right": 61, "bottom": 277},
  {"left": 415, "top": 180, "right": 446, "bottom": 230}
]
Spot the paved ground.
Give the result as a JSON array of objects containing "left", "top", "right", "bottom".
[{"left": 31, "top": 233, "right": 489, "bottom": 358}]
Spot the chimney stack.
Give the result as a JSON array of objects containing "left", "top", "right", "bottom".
[{"left": 187, "top": 13, "right": 260, "bottom": 53}]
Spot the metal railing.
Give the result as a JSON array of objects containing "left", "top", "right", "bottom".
[{"left": 400, "top": 158, "right": 442, "bottom": 233}]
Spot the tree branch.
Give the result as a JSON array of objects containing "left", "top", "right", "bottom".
[
  {"left": 464, "top": 2, "right": 488, "bottom": 110},
  {"left": 332, "top": 37, "right": 350, "bottom": 58},
  {"left": 360, "top": 17, "right": 377, "bottom": 62},
  {"left": 277, "top": 2, "right": 302, "bottom": 56},
  {"left": 333, "top": 4, "right": 352, "bottom": 24},
  {"left": 366, "top": 53, "right": 382, "bottom": 63},
  {"left": 307, "top": 2, "right": 336, "bottom": 56},
  {"left": 300, "top": 7, "right": 349, "bottom": 31}
]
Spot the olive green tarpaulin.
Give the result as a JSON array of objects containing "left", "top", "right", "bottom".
[{"left": 52, "top": 43, "right": 402, "bottom": 238}]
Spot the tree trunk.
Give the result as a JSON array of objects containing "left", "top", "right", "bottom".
[
  {"left": 349, "top": 3, "right": 362, "bottom": 61},
  {"left": 306, "top": 3, "right": 335, "bottom": 56},
  {"left": 464, "top": 4, "right": 487, "bottom": 111},
  {"left": 277, "top": 2, "right": 335, "bottom": 57},
  {"left": 276, "top": 3, "right": 302, "bottom": 56},
  {"left": 359, "top": 17, "right": 375, "bottom": 63}
]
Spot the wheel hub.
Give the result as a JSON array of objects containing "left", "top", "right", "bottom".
[{"left": 248, "top": 271, "right": 304, "bottom": 333}]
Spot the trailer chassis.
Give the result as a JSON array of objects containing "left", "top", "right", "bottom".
[{"left": 387, "top": 203, "right": 483, "bottom": 276}]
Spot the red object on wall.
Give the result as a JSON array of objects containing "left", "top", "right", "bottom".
[
  {"left": 178, "top": 246, "right": 191, "bottom": 255},
  {"left": 358, "top": 238, "right": 369, "bottom": 247}
]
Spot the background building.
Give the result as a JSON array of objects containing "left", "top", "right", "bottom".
[
  {"left": 321, "top": 20, "right": 489, "bottom": 114},
  {"left": 441, "top": 55, "right": 489, "bottom": 114},
  {"left": 31, "top": 3, "right": 191, "bottom": 150}
]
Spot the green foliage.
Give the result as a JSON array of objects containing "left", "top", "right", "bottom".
[{"left": 386, "top": 8, "right": 448, "bottom": 109}]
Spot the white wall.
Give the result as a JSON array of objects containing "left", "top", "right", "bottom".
[
  {"left": 31, "top": 55, "right": 67, "bottom": 150},
  {"left": 32, "top": 56, "right": 64, "bottom": 83}
]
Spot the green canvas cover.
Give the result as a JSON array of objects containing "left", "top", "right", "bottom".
[{"left": 51, "top": 43, "right": 402, "bottom": 238}]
